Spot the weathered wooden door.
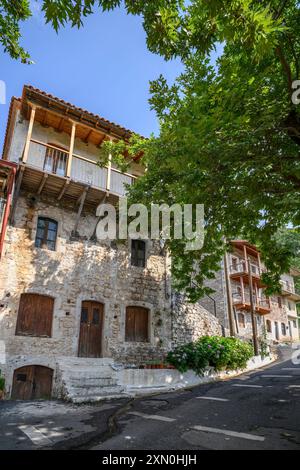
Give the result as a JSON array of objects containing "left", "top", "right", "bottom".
[
  {"left": 275, "top": 321, "right": 279, "bottom": 340},
  {"left": 78, "top": 301, "right": 103, "bottom": 357},
  {"left": 11, "top": 366, "right": 53, "bottom": 400}
]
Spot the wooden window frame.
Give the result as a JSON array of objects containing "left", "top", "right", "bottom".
[
  {"left": 266, "top": 319, "right": 272, "bottom": 333},
  {"left": 237, "top": 312, "right": 245, "bottom": 329},
  {"left": 35, "top": 216, "right": 58, "bottom": 251},
  {"left": 131, "top": 240, "right": 146, "bottom": 268}
]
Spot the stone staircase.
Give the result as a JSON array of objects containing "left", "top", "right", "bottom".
[{"left": 57, "top": 357, "right": 125, "bottom": 403}]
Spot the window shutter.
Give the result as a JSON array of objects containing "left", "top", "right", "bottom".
[
  {"left": 125, "top": 306, "right": 149, "bottom": 342},
  {"left": 16, "top": 294, "right": 54, "bottom": 337}
]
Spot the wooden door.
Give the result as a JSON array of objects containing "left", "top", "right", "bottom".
[
  {"left": 11, "top": 366, "right": 53, "bottom": 400},
  {"left": 78, "top": 301, "right": 103, "bottom": 357},
  {"left": 275, "top": 321, "right": 279, "bottom": 340}
]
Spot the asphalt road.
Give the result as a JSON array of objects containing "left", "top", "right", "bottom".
[
  {"left": 0, "top": 345, "right": 299, "bottom": 450},
  {"left": 92, "top": 346, "right": 300, "bottom": 450}
]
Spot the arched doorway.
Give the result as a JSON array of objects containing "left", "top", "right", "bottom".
[
  {"left": 11, "top": 366, "right": 53, "bottom": 400},
  {"left": 78, "top": 301, "right": 104, "bottom": 357}
]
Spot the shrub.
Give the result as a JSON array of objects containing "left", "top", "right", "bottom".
[
  {"left": 167, "top": 336, "right": 254, "bottom": 375},
  {"left": 0, "top": 376, "right": 5, "bottom": 391}
]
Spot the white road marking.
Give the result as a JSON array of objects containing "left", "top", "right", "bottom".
[
  {"left": 128, "top": 411, "right": 175, "bottom": 422},
  {"left": 232, "top": 384, "right": 263, "bottom": 388},
  {"left": 196, "top": 396, "right": 229, "bottom": 402},
  {"left": 287, "top": 385, "right": 300, "bottom": 389},
  {"left": 192, "top": 425, "right": 265, "bottom": 442},
  {"left": 19, "top": 425, "right": 52, "bottom": 446},
  {"left": 261, "top": 375, "right": 292, "bottom": 378}
]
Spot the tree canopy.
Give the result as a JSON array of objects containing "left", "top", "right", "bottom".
[{"left": 1, "top": 1, "right": 300, "bottom": 298}]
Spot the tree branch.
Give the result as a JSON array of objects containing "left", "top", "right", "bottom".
[{"left": 275, "top": 45, "right": 293, "bottom": 95}]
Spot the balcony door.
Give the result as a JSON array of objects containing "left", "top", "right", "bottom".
[
  {"left": 78, "top": 301, "right": 104, "bottom": 357},
  {"left": 43, "top": 144, "right": 68, "bottom": 177}
]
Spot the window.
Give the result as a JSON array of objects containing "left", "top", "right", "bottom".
[
  {"left": 238, "top": 312, "right": 245, "bottom": 329},
  {"left": 16, "top": 293, "right": 54, "bottom": 337},
  {"left": 288, "top": 301, "right": 292, "bottom": 311},
  {"left": 131, "top": 240, "right": 146, "bottom": 267},
  {"left": 277, "top": 297, "right": 282, "bottom": 308},
  {"left": 266, "top": 320, "right": 272, "bottom": 333},
  {"left": 293, "top": 320, "right": 297, "bottom": 329},
  {"left": 125, "top": 306, "right": 149, "bottom": 342},
  {"left": 35, "top": 217, "right": 58, "bottom": 251},
  {"left": 281, "top": 323, "right": 286, "bottom": 336}
]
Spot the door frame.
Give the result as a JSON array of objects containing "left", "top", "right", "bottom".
[{"left": 77, "top": 300, "right": 104, "bottom": 358}]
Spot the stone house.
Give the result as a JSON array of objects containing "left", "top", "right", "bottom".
[
  {"left": 200, "top": 240, "right": 300, "bottom": 344},
  {"left": 0, "top": 85, "right": 221, "bottom": 401}
]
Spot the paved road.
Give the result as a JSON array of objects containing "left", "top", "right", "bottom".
[
  {"left": 0, "top": 346, "right": 299, "bottom": 450},
  {"left": 93, "top": 346, "right": 300, "bottom": 450}
]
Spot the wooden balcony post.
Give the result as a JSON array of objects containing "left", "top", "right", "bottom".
[
  {"left": 22, "top": 105, "right": 36, "bottom": 163},
  {"left": 248, "top": 257, "right": 259, "bottom": 355},
  {"left": 257, "top": 251, "right": 262, "bottom": 274},
  {"left": 106, "top": 137, "right": 112, "bottom": 191},
  {"left": 67, "top": 121, "right": 76, "bottom": 178},
  {"left": 243, "top": 244, "right": 248, "bottom": 270},
  {"left": 240, "top": 276, "right": 245, "bottom": 303},
  {"left": 224, "top": 252, "right": 236, "bottom": 336}
]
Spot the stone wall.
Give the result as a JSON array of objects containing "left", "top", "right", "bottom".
[
  {"left": 171, "top": 293, "right": 223, "bottom": 346},
  {"left": 198, "top": 266, "right": 229, "bottom": 330},
  {"left": 0, "top": 190, "right": 174, "bottom": 393}
]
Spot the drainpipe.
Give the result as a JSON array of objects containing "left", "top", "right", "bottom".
[{"left": 0, "top": 164, "right": 16, "bottom": 259}]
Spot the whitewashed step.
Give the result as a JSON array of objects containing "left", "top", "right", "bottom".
[
  {"left": 57, "top": 357, "right": 125, "bottom": 403},
  {"left": 72, "top": 393, "right": 128, "bottom": 404},
  {"left": 66, "top": 385, "right": 124, "bottom": 397}
]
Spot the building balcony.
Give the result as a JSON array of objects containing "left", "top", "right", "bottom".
[
  {"left": 280, "top": 280, "right": 300, "bottom": 302},
  {"left": 232, "top": 292, "right": 271, "bottom": 315},
  {"left": 19, "top": 139, "right": 136, "bottom": 208},
  {"left": 229, "top": 260, "right": 266, "bottom": 287}
]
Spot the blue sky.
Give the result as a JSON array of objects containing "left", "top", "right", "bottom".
[{"left": 0, "top": 5, "right": 184, "bottom": 151}]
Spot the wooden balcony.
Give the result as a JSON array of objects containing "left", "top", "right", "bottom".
[
  {"left": 233, "top": 292, "right": 271, "bottom": 315},
  {"left": 19, "top": 139, "right": 136, "bottom": 209},
  {"left": 230, "top": 260, "right": 266, "bottom": 287},
  {"left": 280, "top": 280, "right": 300, "bottom": 302}
]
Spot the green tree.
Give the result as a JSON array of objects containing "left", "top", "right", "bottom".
[
  {"left": 2, "top": 1, "right": 300, "bottom": 299},
  {"left": 101, "top": 1, "right": 300, "bottom": 299}
]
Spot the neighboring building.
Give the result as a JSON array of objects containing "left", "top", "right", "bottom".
[
  {"left": 200, "top": 240, "right": 300, "bottom": 343},
  {"left": 0, "top": 85, "right": 221, "bottom": 401}
]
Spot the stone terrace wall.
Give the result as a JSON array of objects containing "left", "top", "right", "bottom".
[{"left": 172, "top": 293, "right": 223, "bottom": 346}]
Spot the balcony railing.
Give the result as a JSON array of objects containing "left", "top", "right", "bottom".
[
  {"left": 232, "top": 292, "right": 271, "bottom": 310},
  {"left": 26, "top": 139, "right": 136, "bottom": 197},
  {"left": 280, "top": 280, "right": 295, "bottom": 294},
  {"left": 230, "top": 260, "right": 265, "bottom": 277}
]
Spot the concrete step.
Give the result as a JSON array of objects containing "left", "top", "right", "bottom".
[
  {"left": 68, "top": 377, "right": 117, "bottom": 386},
  {"left": 58, "top": 357, "right": 113, "bottom": 367},
  {"left": 72, "top": 393, "right": 128, "bottom": 404},
  {"left": 57, "top": 357, "right": 125, "bottom": 403},
  {"left": 66, "top": 385, "right": 124, "bottom": 397}
]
